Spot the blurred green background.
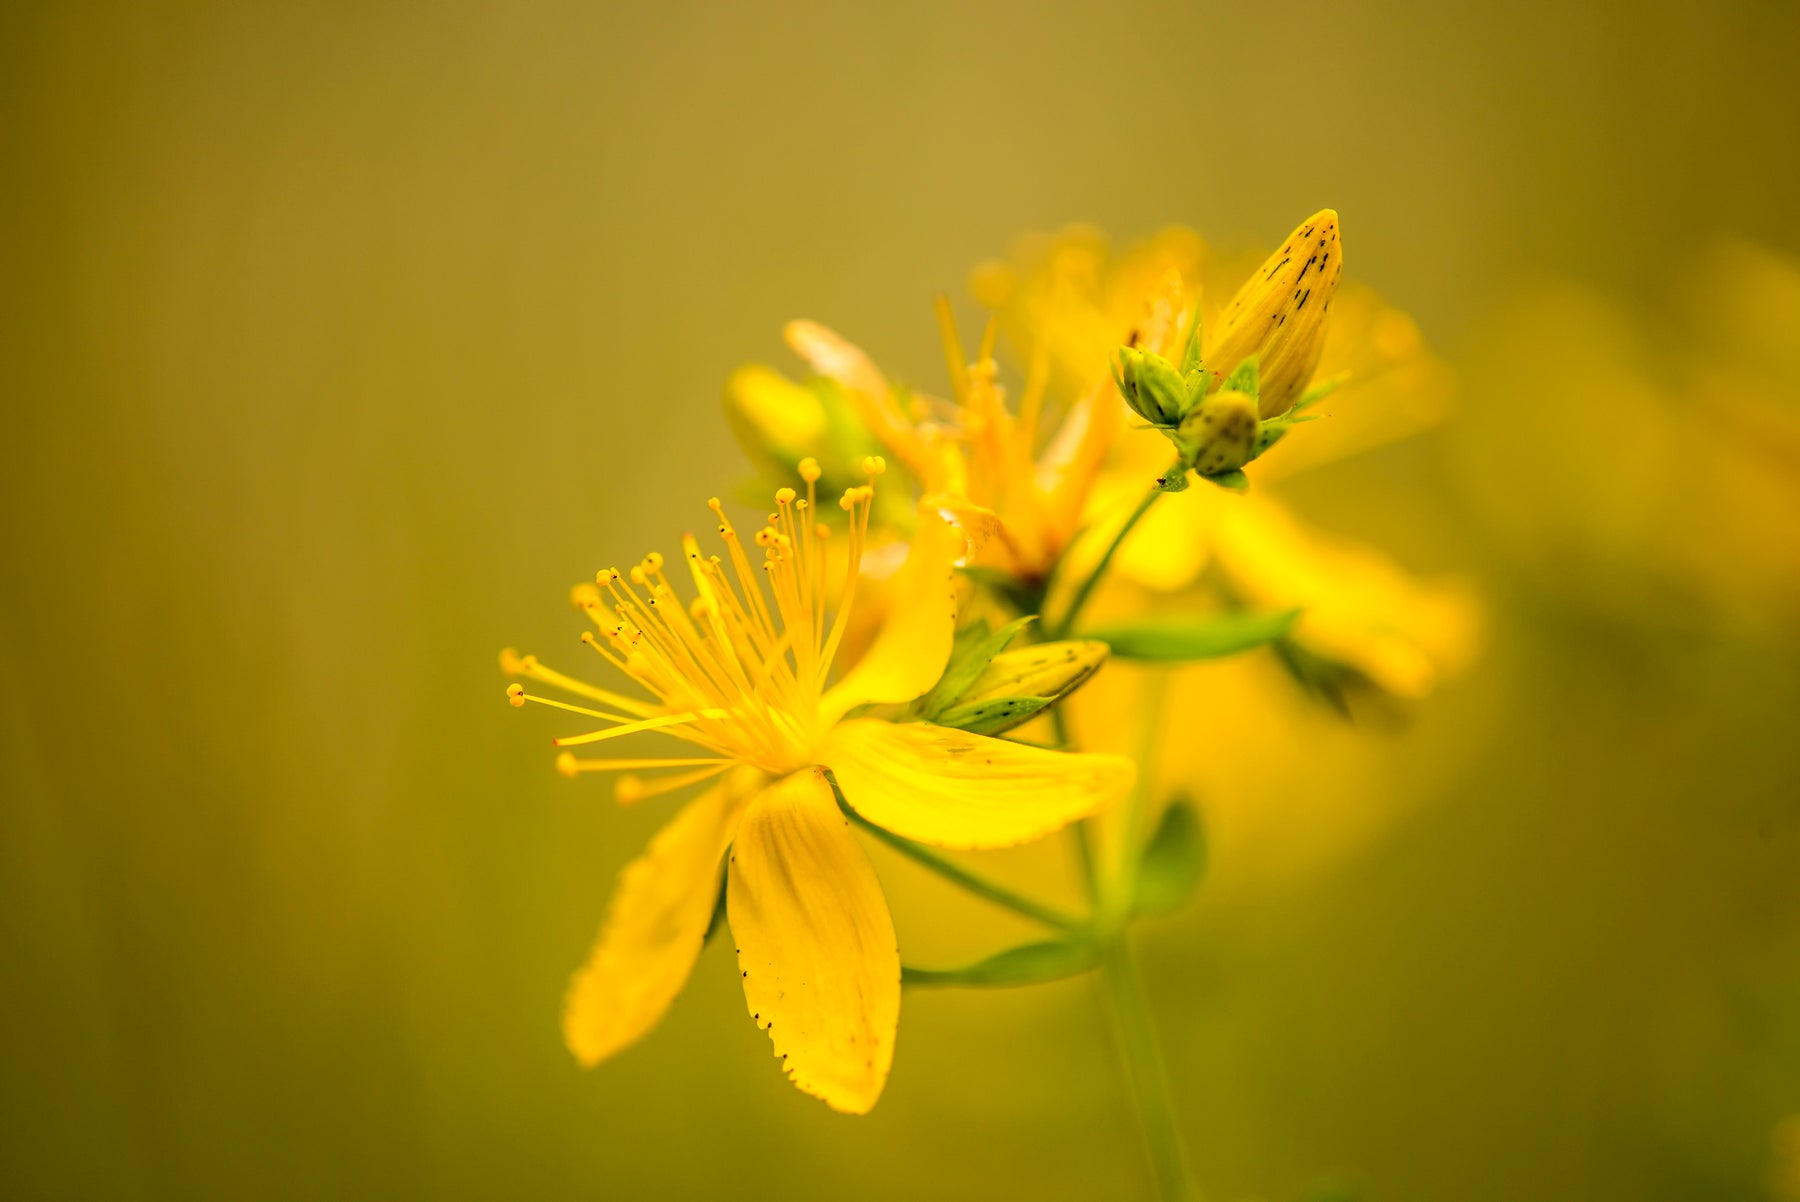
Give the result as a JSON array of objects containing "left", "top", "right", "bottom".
[{"left": 4, "top": 1, "right": 1798, "bottom": 1199}]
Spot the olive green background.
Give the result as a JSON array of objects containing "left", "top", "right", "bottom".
[{"left": 4, "top": 2, "right": 1798, "bottom": 1199}]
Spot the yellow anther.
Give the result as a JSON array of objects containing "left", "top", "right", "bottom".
[
  {"left": 504, "top": 478, "right": 889, "bottom": 784},
  {"left": 798, "top": 457, "right": 821, "bottom": 483},
  {"left": 615, "top": 775, "right": 645, "bottom": 804},
  {"left": 861, "top": 455, "right": 887, "bottom": 477}
]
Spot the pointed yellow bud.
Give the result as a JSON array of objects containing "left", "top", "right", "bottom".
[
  {"left": 1207, "top": 209, "right": 1343, "bottom": 417},
  {"left": 960, "top": 640, "right": 1110, "bottom": 707},
  {"left": 1177, "top": 389, "right": 1259, "bottom": 476},
  {"left": 723, "top": 364, "right": 829, "bottom": 464}
]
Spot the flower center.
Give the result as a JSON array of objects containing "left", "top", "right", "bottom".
[{"left": 505, "top": 457, "right": 885, "bottom": 794}]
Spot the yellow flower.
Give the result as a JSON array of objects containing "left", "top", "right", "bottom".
[
  {"left": 1448, "top": 238, "right": 1800, "bottom": 631},
  {"left": 967, "top": 217, "right": 1477, "bottom": 891},
  {"left": 994, "top": 216, "right": 1474, "bottom": 698},
  {"left": 502, "top": 459, "right": 1132, "bottom": 1113},
  {"left": 780, "top": 307, "right": 1117, "bottom": 588}
]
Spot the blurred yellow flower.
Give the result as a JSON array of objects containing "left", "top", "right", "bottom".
[
  {"left": 970, "top": 215, "right": 1479, "bottom": 890},
  {"left": 776, "top": 308, "right": 1119, "bottom": 589},
  {"left": 982, "top": 214, "right": 1474, "bottom": 700},
  {"left": 1450, "top": 238, "right": 1800, "bottom": 632},
  {"left": 502, "top": 460, "right": 1131, "bottom": 1112}
]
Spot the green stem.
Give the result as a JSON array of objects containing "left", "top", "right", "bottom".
[
  {"left": 836, "top": 788, "right": 1080, "bottom": 932},
  {"left": 1102, "top": 938, "right": 1200, "bottom": 1202},
  {"left": 1050, "top": 483, "right": 1164, "bottom": 639},
  {"left": 1051, "top": 706, "right": 1101, "bottom": 905}
]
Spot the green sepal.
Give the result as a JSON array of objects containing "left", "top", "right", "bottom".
[
  {"left": 1132, "top": 799, "right": 1206, "bottom": 917},
  {"left": 1221, "top": 354, "right": 1260, "bottom": 402},
  {"left": 901, "top": 937, "right": 1101, "bottom": 988},
  {"left": 1082, "top": 608, "right": 1301, "bottom": 661},
  {"left": 1176, "top": 313, "right": 1204, "bottom": 375},
  {"left": 1154, "top": 463, "right": 1191, "bottom": 492},
  {"left": 701, "top": 847, "right": 731, "bottom": 945},
  {"left": 1250, "top": 410, "right": 1320, "bottom": 462},
  {"left": 934, "top": 695, "right": 1051, "bottom": 736},
  {"left": 915, "top": 615, "right": 1037, "bottom": 720},
  {"left": 1252, "top": 420, "right": 1290, "bottom": 460},
  {"left": 1293, "top": 369, "right": 1351, "bottom": 414},
  {"left": 1200, "top": 468, "right": 1250, "bottom": 493},
  {"left": 955, "top": 566, "right": 1045, "bottom": 617}
]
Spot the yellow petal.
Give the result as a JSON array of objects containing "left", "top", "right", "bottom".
[
  {"left": 562, "top": 768, "right": 759, "bottom": 1066},
  {"left": 821, "top": 718, "right": 1133, "bottom": 850},
  {"left": 783, "top": 319, "right": 931, "bottom": 477},
  {"left": 1206, "top": 208, "right": 1343, "bottom": 418},
  {"left": 723, "top": 364, "right": 828, "bottom": 460},
  {"left": 727, "top": 767, "right": 900, "bottom": 1114},
  {"left": 822, "top": 511, "right": 963, "bottom": 721}
]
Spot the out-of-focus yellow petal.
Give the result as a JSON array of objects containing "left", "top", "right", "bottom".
[
  {"left": 821, "top": 718, "right": 1132, "bottom": 850},
  {"left": 784, "top": 319, "right": 932, "bottom": 479},
  {"left": 727, "top": 767, "right": 900, "bottom": 1114},
  {"left": 1253, "top": 281, "right": 1457, "bottom": 482},
  {"left": 562, "top": 767, "right": 761, "bottom": 1066},
  {"left": 723, "top": 364, "right": 828, "bottom": 461},
  {"left": 822, "top": 512, "right": 963, "bottom": 720},
  {"left": 1211, "top": 493, "right": 1481, "bottom": 698}
]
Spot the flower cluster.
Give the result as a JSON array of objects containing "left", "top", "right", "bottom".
[{"left": 501, "top": 207, "right": 1475, "bottom": 1118}]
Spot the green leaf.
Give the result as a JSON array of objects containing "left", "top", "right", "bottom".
[
  {"left": 1133, "top": 800, "right": 1206, "bottom": 917},
  {"left": 917, "top": 615, "right": 1036, "bottom": 719},
  {"left": 933, "top": 695, "right": 1051, "bottom": 736},
  {"left": 902, "top": 938, "right": 1101, "bottom": 988},
  {"left": 1084, "top": 608, "right": 1300, "bottom": 661},
  {"left": 1201, "top": 468, "right": 1250, "bottom": 493}
]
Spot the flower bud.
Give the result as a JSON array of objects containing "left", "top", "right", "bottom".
[
  {"left": 1206, "top": 209, "right": 1343, "bottom": 418},
  {"left": 959, "top": 639, "right": 1110, "bottom": 708},
  {"left": 1176, "top": 389, "right": 1259, "bottom": 476},
  {"left": 1116, "top": 347, "right": 1195, "bottom": 426}
]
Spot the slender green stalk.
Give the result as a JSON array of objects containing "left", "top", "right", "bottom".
[
  {"left": 835, "top": 788, "right": 1080, "bottom": 932},
  {"left": 1050, "top": 483, "right": 1163, "bottom": 639},
  {"left": 1102, "top": 939, "right": 1200, "bottom": 1202},
  {"left": 1052, "top": 705, "right": 1102, "bottom": 904}
]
